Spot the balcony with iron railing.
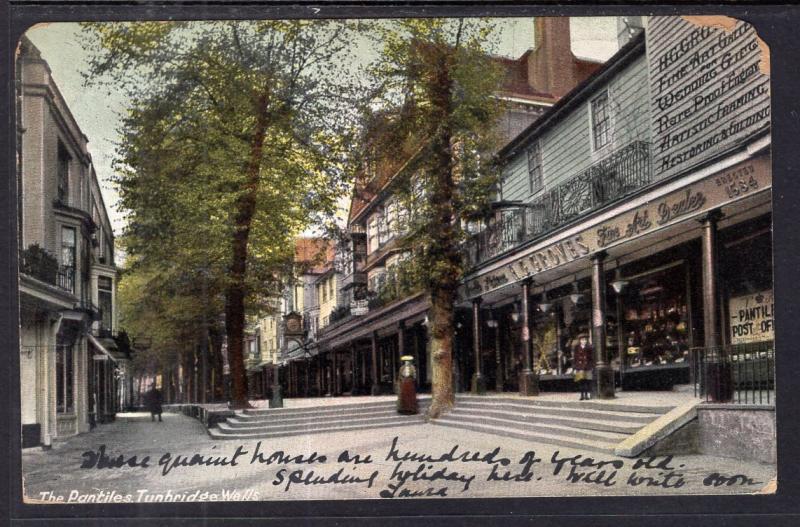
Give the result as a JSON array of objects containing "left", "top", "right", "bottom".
[
  {"left": 18, "top": 246, "right": 75, "bottom": 293},
  {"left": 466, "top": 141, "right": 652, "bottom": 268}
]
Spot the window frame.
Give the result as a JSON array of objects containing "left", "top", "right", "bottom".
[
  {"left": 526, "top": 140, "right": 544, "bottom": 194},
  {"left": 590, "top": 91, "right": 612, "bottom": 152},
  {"left": 57, "top": 141, "right": 70, "bottom": 205},
  {"left": 56, "top": 343, "right": 74, "bottom": 414},
  {"left": 61, "top": 226, "right": 77, "bottom": 293}
]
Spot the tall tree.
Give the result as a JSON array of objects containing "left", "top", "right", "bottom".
[
  {"left": 367, "top": 20, "right": 504, "bottom": 417},
  {"left": 82, "top": 21, "right": 360, "bottom": 407}
]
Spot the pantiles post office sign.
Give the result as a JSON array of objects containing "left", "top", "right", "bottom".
[
  {"left": 463, "top": 155, "right": 771, "bottom": 299},
  {"left": 647, "top": 16, "right": 770, "bottom": 180}
]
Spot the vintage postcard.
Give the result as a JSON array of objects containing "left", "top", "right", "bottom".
[{"left": 16, "top": 13, "right": 776, "bottom": 504}]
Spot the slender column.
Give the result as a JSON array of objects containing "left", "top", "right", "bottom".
[
  {"left": 370, "top": 331, "right": 380, "bottom": 395},
  {"left": 397, "top": 323, "right": 406, "bottom": 393},
  {"left": 361, "top": 343, "right": 367, "bottom": 388},
  {"left": 471, "top": 299, "right": 487, "bottom": 394},
  {"left": 592, "top": 250, "right": 615, "bottom": 399},
  {"left": 270, "top": 360, "right": 283, "bottom": 408},
  {"left": 350, "top": 343, "right": 357, "bottom": 394},
  {"left": 701, "top": 210, "right": 730, "bottom": 401},
  {"left": 412, "top": 325, "right": 420, "bottom": 388},
  {"left": 494, "top": 311, "right": 504, "bottom": 392},
  {"left": 330, "top": 351, "right": 337, "bottom": 395},
  {"left": 316, "top": 357, "right": 322, "bottom": 395},
  {"left": 702, "top": 211, "right": 722, "bottom": 350},
  {"left": 519, "top": 279, "right": 539, "bottom": 395}
]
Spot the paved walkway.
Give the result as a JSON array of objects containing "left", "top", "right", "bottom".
[{"left": 22, "top": 407, "right": 775, "bottom": 503}]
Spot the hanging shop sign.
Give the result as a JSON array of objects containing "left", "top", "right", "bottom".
[
  {"left": 462, "top": 155, "right": 771, "bottom": 299},
  {"left": 351, "top": 299, "right": 369, "bottom": 316},
  {"left": 729, "top": 290, "right": 774, "bottom": 344},
  {"left": 647, "top": 16, "right": 770, "bottom": 180}
]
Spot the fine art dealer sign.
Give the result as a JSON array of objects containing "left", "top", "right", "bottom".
[{"left": 463, "top": 155, "right": 771, "bottom": 298}]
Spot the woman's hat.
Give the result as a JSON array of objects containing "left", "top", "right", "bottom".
[
  {"left": 400, "top": 355, "right": 414, "bottom": 362},
  {"left": 577, "top": 333, "right": 589, "bottom": 339}
]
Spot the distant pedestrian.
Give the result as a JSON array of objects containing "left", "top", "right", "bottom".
[
  {"left": 144, "top": 383, "right": 163, "bottom": 422},
  {"left": 573, "top": 334, "right": 594, "bottom": 401}
]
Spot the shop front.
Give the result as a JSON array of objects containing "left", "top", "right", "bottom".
[{"left": 460, "top": 150, "right": 772, "bottom": 397}]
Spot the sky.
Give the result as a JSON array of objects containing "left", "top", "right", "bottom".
[{"left": 24, "top": 17, "right": 619, "bottom": 236}]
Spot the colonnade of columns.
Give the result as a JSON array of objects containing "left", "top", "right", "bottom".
[{"left": 465, "top": 209, "right": 724, "bottom": 400}]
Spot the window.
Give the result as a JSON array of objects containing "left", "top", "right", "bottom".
[
  {"left": 367, "top": 217, "right": 378, "bottom": 253},
  {"left": 321, "top": 281, "right": 327, "bottom": 303},
  {"left": 56, "top": 343, "right": 74, "bottom": 414},
  {"left": 591, "top": 92, "right": 611, "bottom": 150},
  {"left": 386, "top": 201, "right": 397, "bottom": 237},
  {"left": 61, "top": 227, "right": 76, "bottom": 292},
  {"left": 527, "top": 141, "right": 543, "bottom": 193},
  {"left": 377, "top": 213, "right": 388, "bottom": 246},
  {"left": 57, "top": 142, "right": 70, "bottom": 204},
  {"left": 98, "top": 276, "right": 113, "bottom": 331}
]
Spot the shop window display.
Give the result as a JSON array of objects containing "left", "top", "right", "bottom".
[{"left": 619, "top": 264, "right": 691, "bottom": 369}]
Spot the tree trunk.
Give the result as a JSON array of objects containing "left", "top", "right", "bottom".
[
  {"left": 225, "top": 91, "right": 271, "bottom": 409},
  {"left": 426, "top": 49, "right": 460, "bottom": 419}
]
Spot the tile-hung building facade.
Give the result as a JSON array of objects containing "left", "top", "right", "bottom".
[
  {"left": 290, "top": 18, "right": 608, "bottom": 398},
  {"left": 461, "top": 17, "right": 771, "bottom": 398},
  {"left": 17, "top": 38, "right": 125, "bottom": 449}
]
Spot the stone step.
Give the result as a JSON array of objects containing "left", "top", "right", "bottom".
[
  {"left": 430, "top": 418, "right": 619, "bottom": 455},
  {"left": 228, "top": 407, "right": 402, "bottom": 427},
  {"left": 239, "top": 399, "right": 407, "bottom": 418},
  {"left": 209, "top": 416, "right": 424, "bottom": 440},
  {"left": 446, "top": 407, "right": 643, "bottom": 435},
  {"left": 217, "top": 413, "right": 418, "bottom": 435},
  {"left": 453, "top": 401, "right": 660, "bottom": 425},
  {"left": 456, "top": 395, "right": 674, "bottom": 415}
]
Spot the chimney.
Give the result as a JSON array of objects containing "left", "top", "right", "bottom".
[
  {"left": 528, "top": 17, "right": 578, "bottom": 98},
  {"left": 617, "top": 16, "right": 645, "bottom": 48}
]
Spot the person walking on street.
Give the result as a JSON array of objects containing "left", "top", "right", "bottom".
[
  {"left": 573, "top": 334, "right": 594, "bottom": 401},
  {"left": 144, "top": 383, "right": 163, "bottom": 422}
]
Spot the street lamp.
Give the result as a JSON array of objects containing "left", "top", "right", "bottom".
[
  {"left": 538, "top": 290, "right": 552, "bottom": 314},
  {"left": 569, "top": 275, "right": 584, "bottom": 304},
  {"left": 611, "top": 260, "right": 629, "bottom": 294},
  {"left": 510, "top": 298, "right": 521, "bottom": 322}
]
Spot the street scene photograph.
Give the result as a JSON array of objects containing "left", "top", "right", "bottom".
[{"left": 16, "top": 14, "right": 776, "bottom": 502}]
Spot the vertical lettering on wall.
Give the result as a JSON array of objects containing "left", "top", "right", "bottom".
[{"left": 647, "top": 16, "right": 770, "bottom": 180}]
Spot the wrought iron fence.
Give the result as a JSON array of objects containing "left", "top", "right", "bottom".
[
  {"left": 691, "top": 341, "right": 775, "bottom": 404},
  {"left": 467, "top": 141, "right": 652, "bottom": 267}
]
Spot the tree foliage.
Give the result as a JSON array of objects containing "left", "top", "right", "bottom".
[
  {"left": 365, "top": 19, "right": 505, "bottom": 416},
  {"left": 82, "top": 20, "right": 364, "bottom": 405}
]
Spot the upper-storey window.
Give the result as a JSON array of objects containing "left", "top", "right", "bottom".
[
  {"left": 98, "top": 275, "right": 113, "bottom": 331},
  {"left": 61, "top": 227, "right": 76, "bottom": 291},
  {"left": 377, "top": 212, "right": 388, "bottom": 246},
  {"left": 527, "top": 140, "right": 543, "bottom": 194},
  {"left": 367, "top": 217, "right": 378, "bottom": 254},
  {"left": 57, "top": 142, "right": 70, "bottom": 204},
  {"left": 386, "top": 201, "right": 397, "bottom": 238},
  {"left": 591, "top": 92, "right": 611, "bottom": 151}
]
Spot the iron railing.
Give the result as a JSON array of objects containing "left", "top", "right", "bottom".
[
  {"left": 19, "top": 248, "right": 75, "bottom": 293},
  {"left": 691, "top": 341, "right": 775, "bottom": 404},
  {"left": 466, "top": 141, "right": 652, "bottom": 267}
]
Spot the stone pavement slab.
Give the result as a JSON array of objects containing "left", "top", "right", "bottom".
[{"left": 21, "top": 410, "right": 776, "bottom": 503}]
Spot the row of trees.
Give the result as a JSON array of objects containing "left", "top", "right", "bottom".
[{"left": 84, "top": 18, "right": 505, "bottom": 414}]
